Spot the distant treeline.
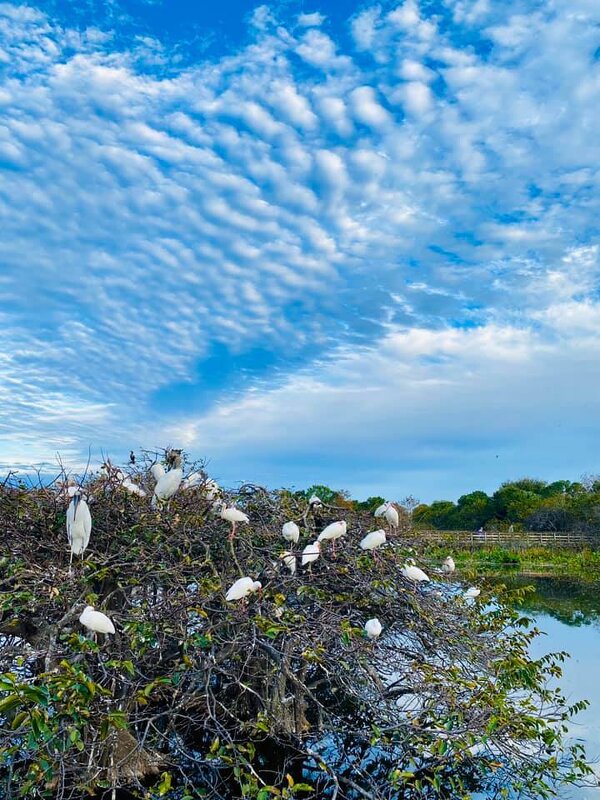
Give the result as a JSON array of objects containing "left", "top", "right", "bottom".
[{"left": 296, "top": 477, "right": 600, "bottom": 533}]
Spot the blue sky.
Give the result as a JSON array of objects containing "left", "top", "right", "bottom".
[{"left": 1, "top": 0, "right": 599, "bottom": 502}]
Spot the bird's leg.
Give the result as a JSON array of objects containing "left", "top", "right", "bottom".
[
  {"left": 229, "top": 521, "right": 236, "bottom": 541},
  {"left": 332, "top": 539, "right": 337, "bottom": 559},
  {"left": 68, "top": 550, "right": 73, "bottom": 574}
]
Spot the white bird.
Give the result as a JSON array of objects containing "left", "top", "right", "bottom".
[
  {"left": 464, "top": 587, "right": 481, "bottom": 599},
  {"left": 301, "top": 541, "right": 321, "bottom": 570},
  {"left": 66, "top": 491, "right": 92, "bottom": 571},
  {"left": 317, "top": 520, "right": 347, "bottom": 557},
  {"left": 374, "top": 502, "right": 389, "bottom": 517},
  {"left": 150, "top": 462, "right": 165, "bottom": 481},
  {"left": 204, "top": 479, "right": 221, "bottom": 501},
  {"left": 365, "top": 618, "right": 383, "bottom": 640},
  {"left": 181, "top": 471, "right": 202, "bottom": 490},
  {"left": 282, "top": 521, "right": 300, "bottom": 544},
  {"left": 360, "top": 529, "right": 386, "bottom": 551},
  {"left": 280, "top": 551, "right": 297, "bottom": 575},
  {"left": 79, "top": 605, "right": 115, "bottom": 635},
  {"left": 220, "top": 506, "right": 250, "bottom": 540},
  {"left": 122, "top": 478, "right": 146, "bottom": 497},
  {"left": 151, "top": 453, "right": 183, "bottom": 509},
  {"left": 442, "top": 556, "right": 456, "bottom": 574},
  {"left": 225, "top": 577, "right": 262, "bottom": 602},
  {"left": 401, "top": 561, "right": 430, "bottom": 583},
  {"left": 308, "top": 494, "right": 323, "bottom": 507},
  {"left": 384, "top": 504, "right": 400, "bottom": 528}
]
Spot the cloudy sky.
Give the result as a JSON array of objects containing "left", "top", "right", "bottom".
[{"left": 1, "top": 0, "right": 599, "bottom": 501}]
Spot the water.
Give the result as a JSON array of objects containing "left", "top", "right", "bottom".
[{"left": 489, "top": 571, "right": 600, "bottom": 798}]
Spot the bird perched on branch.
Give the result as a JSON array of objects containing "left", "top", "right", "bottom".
[
  {"left": 150, "top": 462, "right": 165, "bottom": 482},
  {"left": 442, "top": 556, "right": 456, "bottom": 574},
  {"left": 151, "top": 451, "right": 183, "bottom": 508},
  {"left": 401, "top": 559, "right": 430, "bottom": 584},
  {"left": 301, "top": 541, "right": 321, "bottom": 571},
  {"left": 225, "top": 577, "right": 262, "bottom": 602},
  {"left": 79, "top": 606, "right": 115, "bottom": 638},
  {"left": 219, "top": 505, "right": 250, "bottom": 540},
  {"left": 280, "top": 551, "right": 297, "bottom": 575},
  {"left": 464, "top": 586, "right": 481, "bottom": 599},
  {"left": 365, "top": 618, "right": 382, "bottom": 639},
  {"left": 317, "top": 520, "right": 347, "bottom": 557},
  {"left": 308, "top": 494, "right": 323, "bottom": 508},
  {"left": 360, "top": 529, "right": 386, "bottom": 551},
  {"left": 282, "top": 521, "right": 300, "bottom": 544},
  {"left": 66, "top": 490, "right": 92, "bottom": 572}
]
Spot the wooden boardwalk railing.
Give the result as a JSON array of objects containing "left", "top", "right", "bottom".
[{"left": 413, "top": 528, "right": 600, "bottom": 548}]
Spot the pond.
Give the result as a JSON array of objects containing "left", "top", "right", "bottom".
[{"left": 488, "top": 570, "right": 600, "bottom": 798}]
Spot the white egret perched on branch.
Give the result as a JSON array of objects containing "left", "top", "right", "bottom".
[
  {"left": 317, "top": 520, "right": 347, "bottom": 557},
  {"left": 282, "top": 521, "right": 300, "bottom": 544},
  {"left": 280, "top": 551, "right": 297, "bottom": 575},
  {"left": 151, "top": 451, "right": 183, "bottom": 509},
  {"left": 79, "top": 606, "right": 115, "bottom": 638},
  {"left": 365, "top": 618, "right": 382, "bottom": 639},
  {"left": 308, "top": 494, "right": 323, "bottom": 508},
  {"left": 66, "top": 490, "right": 91, "bottom": 572}
]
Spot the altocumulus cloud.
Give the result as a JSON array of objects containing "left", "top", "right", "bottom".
[{"left": 0, "top": 0, "right": 599, "bottom": 498}]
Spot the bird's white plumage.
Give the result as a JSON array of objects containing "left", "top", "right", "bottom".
[
  {"left": 225, "top": 577, "right": 262, "bottom": 601},
  {"left": 360, "top": 529, "right": 386, "bottom": 551},
  {"left": 181, "top": 471, "right": 202, "bottom": 490},
  {"left": 365, "top": 618, "right": 382, "bottom": 639},
  {"left": 401, "top": 563, "right": 430, "bottom": 583},
  {"left": 280, "top": 551, "right": 297, "bottom": 575},
  {"left": 220, "top": 507, "right": 250, "bottom": 524},
  {"left": 308, "top": 494, "right": 322, "bottom": 506},
  {"left": 384, "top": 505, "right": 400, "bottom": 527},
  {"left": 442, "top": 556, "right": 456, "bottom": 573},
  {"left": 79, "top": 605, "right": 115, "bottom": 634},
  {"left": 66, "top": 495, "right": 92, "bottom": 557},
  {"left": 282, "top": 521, "right": 300, "bottom": 543},
  {"left": 373, "top": 502, "right": 389, "bottom": 517},
  {"left": 464, "top": 586, "right": 481, "bottom": 598},
  {"left": 150, "top": 463, "right": 165, "bottom": 481},
  {"left": 152, "top": 467, "right": 183, "bottom": 507},
  {"left": 301, "top": 541, "right": 321, "bottom": 566},
  {"left": 317, "top": 520, "right": 347, "bottom": 542}
]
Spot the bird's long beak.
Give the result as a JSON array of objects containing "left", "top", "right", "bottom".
[{"left": 72, "top": 493, "right": 80, "bottom": 520}]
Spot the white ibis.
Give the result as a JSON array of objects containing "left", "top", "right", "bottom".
[
  {"left": 79, "top": 605, "right": 115, "bottom": 638},
  {"left": 66, "top": 490, "right": 92, "bottom": 571},
  {"left": 464, "top": 586, "right": 481, "bottom": 599},
  {"left": 442, "top": 556, "right": 456, "bottom": 574},
  {"left": 359, "top": 529, "right": 386, "bottom": 551},
  {"left": 220, "top": 506, "right": 250, "bottom": 540},
  {"left": 282, "top": 521, "right": 300, "bottom": 544},
  {"left": 225, "top": 577, "right": 262, "bottom": 602},
  {"left": 301, "top": 541, "right": 321, "bottom": 571},
  {"left": 401, "top": 560, "right": 430, "bottom": 584},
  {"left": 280, "top": 551, "right": 297, "bottom": 575},
  {"left": 374, "top": 502, "right": 389, "bottom": 517},
  {"left": 365, "top": 618, "right": 382, "bottom": 639},
  {"left": 317, "top": 520, "right": 346, "bottom": 557},
  {"left": 151, "top": 452, "right": 183, "bottom": 508}
]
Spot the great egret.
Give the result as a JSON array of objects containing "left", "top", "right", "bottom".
[
  {"left": 359, "top": 529, "right": 386, "bottom": 551},
  {"left": 464, "top": 587, "right": 481, "bottom": 599},
  {"left": 151, "top": 452, "right": 183, "bottom": 508},
  {"left": 317, "top": 520, "right": 346, "bottom": 556},
  {"left": 442, "top": 556, "right": 456, "bottom": 574},
  {"left": 220, "top": 506, "right": 250, "bottom": 540},
  {"left": 365, "top": 618, "right": 382, "bottom": 639},
  {"left": 301, "top": 541, "right": 321, "bottom": 571},
  {"left": 79, "top": 606, "right": 115, "bottom": 636},
  {"left": 280, "top": 551, "right": 297, "bottom": 575},
  {"left": 66, "top": 490, "right": 92, "bottom": 571},
  {"left": 225, "top": 577, "right": 262, "bottom": 602},
  {"left": 384, "top": 504, "right": 400, "bottom": 529},
  {"left": 282, "top": 521, "right": 300, "bottom": 544},
  {"left": 401, "top": 560, "right": 430, "bottom": 583}
]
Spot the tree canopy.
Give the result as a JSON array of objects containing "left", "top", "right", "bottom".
[{"left": 0, "top": 456, "right": 591, "bottom": 799}]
